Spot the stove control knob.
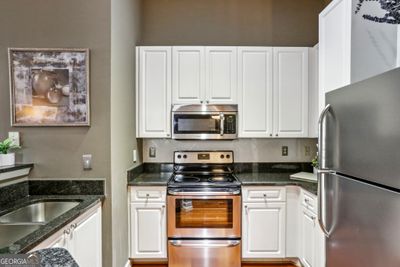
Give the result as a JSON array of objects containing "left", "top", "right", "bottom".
[
  {"left": 177, "top": 155, "right": 182, "bottom": 159},
  {"left": 226, "top": 154, "right": 231, "bottom": 159},
  {"left": 220, "top": 154, "right": 225, "bottom": 159},
  {"left": 183, "top": 154, "right": 187, "bottom": 159}
]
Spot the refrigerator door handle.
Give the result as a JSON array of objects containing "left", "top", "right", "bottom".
[
  {"left": 318, "top": 104, "right": 331, "bottom": 170},
  {"left": 318, "top": 170, "right": 331, "bottom": 237}
]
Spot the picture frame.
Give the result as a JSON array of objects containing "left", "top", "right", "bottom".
[{"left": 8, "top": 48, "right": 90, "bottom": 126}]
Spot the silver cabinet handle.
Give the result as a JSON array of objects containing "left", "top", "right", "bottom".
[
  {"left": 318, "top": 104, "right": 331, "bottom": 170},
  {"left": 244, "top": 205, "right": 248, "bottom": 214},
  {"left": 220, "top": 113, "right": 225, "bottom": 136},
  {"left": 64, "top": 228, "right": 71, "bottom": 235},
  {"left": 70, "top": 223, "right": 77, "bottom": 229},
  {"left": 169, "top": 240, "right": 240, "bottom": 248}
]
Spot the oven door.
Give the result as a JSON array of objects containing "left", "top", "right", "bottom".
[
  {"left": 167, "top": 195, "right": 241, "bottom": 238},
  {"left": 172, "top": 112, "right": 237, "bottom": 140},
  {"left": 168, "top": 239, "right": 241, "bottom": 267}
]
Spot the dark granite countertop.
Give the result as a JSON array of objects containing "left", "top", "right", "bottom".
[
  {"left": 237, "top": 172, "right": 318, "bottom": 195},
  {"left": 0, "top": 194, "right": 104, "bottom": 254},
  {"left": 128, "top": 172, "right": 172, "bottom": 186},
  {"left": 0, "top": 179, "right": 105, "bottom": 254},
  {"left": 0, "top": 163, "right": 33, "bottom": 173},
  {"left": 29, "top": 248, "right": 78, "bottom": 267}
]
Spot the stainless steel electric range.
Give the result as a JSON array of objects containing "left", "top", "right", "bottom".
[{"left": 167, "top": 151, "right": 241, "bottom": 267}]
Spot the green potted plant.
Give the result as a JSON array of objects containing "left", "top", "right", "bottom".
[
  {"left": 311, "top": 155, "right": 318, "bottom": 174},
  {"left": 0, "top": 138, "right": 20, "bottom": 167}
]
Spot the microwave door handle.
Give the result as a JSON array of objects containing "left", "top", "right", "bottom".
[{"left": 220, "top": 113, "right": 225, "bottom": 136}]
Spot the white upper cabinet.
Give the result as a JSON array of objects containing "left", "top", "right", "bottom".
[
  {"left": 137, "top": 46, "right": 172, "bottom": 138},
  {"left": 319, "top": 0, "right": 352, "bottom": 113},
  {"left": 238, "top": 47, "right": 273, "bottom": 138},
  {"left": 172, "top": 47, "right": 205, "bottom": 104},
  {"left": 205, "top": 47, "right": 238, "bottom": 104},
  {"left": 273, "top": 47, "right": 309, "bottom": 138}
]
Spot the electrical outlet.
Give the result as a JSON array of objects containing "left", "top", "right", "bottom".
[
  {"left": 149, "top": 147, "right": 156, "bottom": 158},
  {"left": 282, "top": 146, "right": 288, "bottom": 156},
  {"left": 305, "top": 146, "right": 311, "bottom": 156},
  {"left": 8, "top": 132, "right": 20, "bottom": 146}
]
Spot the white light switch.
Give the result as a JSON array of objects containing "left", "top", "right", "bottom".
[
  {"left": 82, "top": 154, "right": 92, "bottom": 170},
  {"left": 8, "top": 132, "right": 20, "bottom": 146}
]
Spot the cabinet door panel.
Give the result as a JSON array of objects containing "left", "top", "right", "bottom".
[
  {"left": 238, "top": 47, "right": 273, "bottom": 137},
  {"left": 137, "top": 47, "right": 171, "bottom": 138},
  {"left": 72, "top": 208, "right": 102, "bottom": 267},
  {"left": 130, "top": 203, "right": 167, "bottom": 259},
  {"left": 301, "top": 208, "right": 316, "bottom": 267},
  {"left": 273, "top": 47, "right": 308, "bottom": 137},
  {"left": 242, "top": 202, "right": 286, "bottom": 258},
  {"left": 172, "top": 47, "right": 205, "bottom": 104},
  {"left": 205, "top": 47, "right": 237, "bottom": 104}
]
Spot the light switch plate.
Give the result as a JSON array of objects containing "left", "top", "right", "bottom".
[
  {"left": 8, "top": 132, "right": 20, "bottom": 146},
  {"left": 82, "top": 154, "right": 92, "bottom": 170},
  {"left": 149, "top": 147, "right": 156, "bottom": 158},
  {"left": 282, "top": 146, "right": 288, "bottom": 156}
]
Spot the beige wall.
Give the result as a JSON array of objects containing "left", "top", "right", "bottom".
[
  {"left": 0, "top": 0, "right": 113, "bottom": 266},
  {"left": 142, "top": 139, "right": 318, "bottom": 163},
  {"left": 140, "top": 0, "right": 326, "bottom": 46},
  {"left": 111, "top": 0, "right": 142, "bottom": 266}
]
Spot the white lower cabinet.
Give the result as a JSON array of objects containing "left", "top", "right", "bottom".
[
  {"left": 299, "top": 189, "right": 325, "bottom": 267},
  {"left": 242, "top": 186, "right": 286, "bottom": 259},
  {"left": 129, "top": 186, "right": 167, "bottom": 259},
  {"left": 30, "top": 203, "right": 102, "bottom": 267}
]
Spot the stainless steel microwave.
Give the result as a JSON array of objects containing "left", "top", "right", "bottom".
[{"left": 172, "top": 105, "right": 238, "bottom": 140}]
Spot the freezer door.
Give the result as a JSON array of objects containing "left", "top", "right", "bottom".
[
  {"left": 325, "top": 68, "right": 400, "bottom": 190},
  {"left": 322, "top": 173, "right": 400, "bottom": 267}
]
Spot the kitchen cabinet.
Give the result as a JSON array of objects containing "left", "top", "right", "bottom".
[
  {"left": 242, "top": 186, "right": 286, "bottom": 258},
  {"left": 205, "top": 47, "right": 237, "bottom": 104},
  {"left": 172, "top": 46, "right": 237, "bottom": 105},
  {"left": 238, "top": 47, "right": 273, "bottom": 138},
  {"left": 308, "top": 45, "right": 319, "bottom": 138},
  {"left": 129, "top": 187, "right": 167, "bottom": 259},
  {"left": 273, "top": 47, "right": 309, "bottom": 138},
  {"left": 30, "top": 203, "right": 102, "bottom": 267},
  {"left": 172, "top": 47, "right": 205, "bottom": 104},
  {"left": 136, "top": 46, "right": 172, "bottom": 138},
  {"left": 299, "top": 189, "right": 325, "bottom": 267}
]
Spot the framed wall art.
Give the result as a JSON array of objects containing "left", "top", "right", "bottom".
[{"left": 8, "top": 48, "right": 90, "bottom": 126}]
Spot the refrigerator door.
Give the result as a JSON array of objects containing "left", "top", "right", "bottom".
[
  {"left": 321, "top": 173, "right": 400, "bottom": 267},
  {"left": 325, "top": 67, "right": 400, "bottom": 190}
]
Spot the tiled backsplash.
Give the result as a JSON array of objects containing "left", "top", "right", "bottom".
[{"left": 142, "top": 138, "right": 318, "bottom": 163}]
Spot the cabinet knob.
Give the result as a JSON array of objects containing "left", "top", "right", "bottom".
[
  {"left": 206, "top": 100, "right": 210, "bottom": 104},
  {"left": 200, "top": 100, "right": 204, "bottom": 104},
  {"left": 269, "top": 134, "right": 272, "bottom": 137},
  {"left": 244, "top": 205, "right": 248, "bottom": 214},
  {"left": 64, "top": 229, "right": 71, "bottom": 235},
  {"left": 263, "top": 193, "right": 267, "bottom": 198},
  {"left": 275, "top": 134, "right": 278, "bottom": 137},
  {"left": 146, "top": 193, "right": 150, "bottom": 197}
]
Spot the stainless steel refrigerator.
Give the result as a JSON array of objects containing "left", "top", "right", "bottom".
[{"left": 318, "top": 67, "right": 400, "bottom": 267}]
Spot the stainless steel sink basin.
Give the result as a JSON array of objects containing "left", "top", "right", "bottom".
[
  {"left": 0, "top": 201, "right": 80, "bottom": 224},
  {"left": 0, "top": 224, "right": 41, "bottom": 248}
]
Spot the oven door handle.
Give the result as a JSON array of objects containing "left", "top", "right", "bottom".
[
  {"left": 169, "top": 240, "right": 240, "bottom": 248},
  {"left": 168, "top": 189, "right": 241, "bottom": 196}
]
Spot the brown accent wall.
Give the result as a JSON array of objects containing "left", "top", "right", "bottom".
[
  {"left": 0, "top": 0, "right": 112, "bottom": 266},
  {"left": 140, "top": 0, "right": 327, "bottom": 46}
]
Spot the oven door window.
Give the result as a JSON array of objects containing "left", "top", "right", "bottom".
[
  {"left": 175, "top": 199, "right": 233, "bottom": 228},
  {"left": 173, "top": 115, "right": 221, "bottom": 134}
]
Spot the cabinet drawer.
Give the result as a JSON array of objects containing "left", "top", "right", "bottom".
[
  {"left": 301, "top": 189, "right": 317, "bottom": 214},
  {"left": 242, "top": 187, "right": 286, "bottom": 202},
  {"left": 130, "top": 187, "right": 166, "bottom": 203}
]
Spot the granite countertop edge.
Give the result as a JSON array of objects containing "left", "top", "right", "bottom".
[
  {"left": 0, "top": 194, "right": 104, "bottom": 254},
  {"left": 0, "top": 163, "right": 34, "bottom": 173}
]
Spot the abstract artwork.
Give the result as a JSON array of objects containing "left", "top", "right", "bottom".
[
  {"left": 8, "top": 48, "right": 90, "bottom": 126},
  {"left": 355, "top": 0, "right": 400, "bottom": 24}
]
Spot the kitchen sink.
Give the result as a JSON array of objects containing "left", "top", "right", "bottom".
[
  {"left": 0, "top": 224, "right": 41, "bottom": 249},
  {"left": 0, "top": 201, "right": 80, "bottom": 225}
]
